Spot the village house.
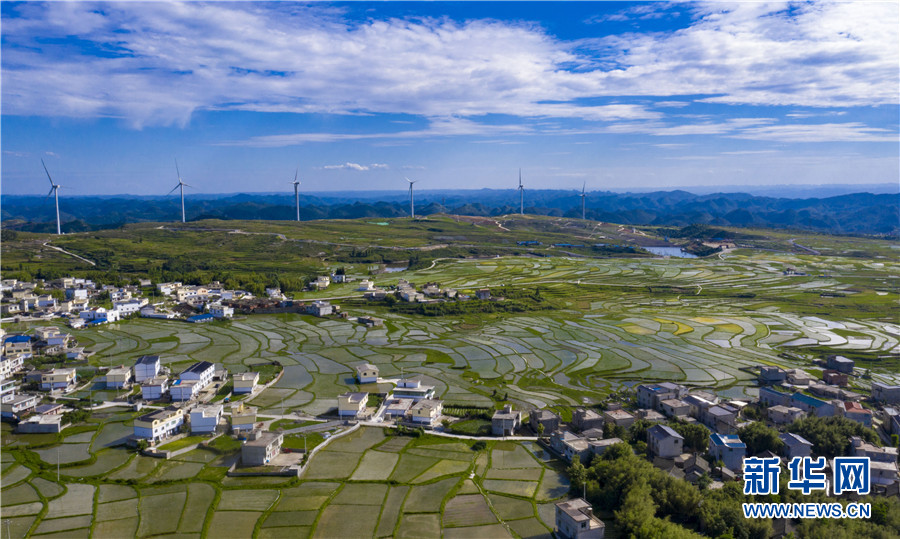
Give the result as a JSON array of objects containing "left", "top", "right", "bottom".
[
  {"left": 231, "top": 403, "right": 257, "bottom": 433},
  {"left": 355, "top": 363, "right": 379, "bottom": 384},
  {"left": 647, "top": 424, "right": 684, "bottom": 459},
  {"left": 17, "top": 414, "right": 64, "bottom": 434},
  {"left": 571, "top": 408, "right": 605, "bottom": 432},
  {"left": 337, "top": 392, "right": 368, "bottom": 418},
  {"left": 636, "top": 382, "right": 686, "bottom": 410},
  {"left": 635, "top": 408, "right": 665, "bottom": 423},
  {"left": 702, "top": 404, "right": 737, "bottom": 433},
  {"left": 660, "top": 399, "right": 691, "bottom": 418},
  {"left": 242, "top": 431, "right": 283, "bottom": 466},
  {"left": 313, "top": 276, "right": 331, "bottom": 290},
  {"left": 758, "top": 366, "right": 787, "bottom": 384},
  {"left": 550, "top": 430, "right": 590, "bottom": 463},
  {"left": 709, "top": 433, "right": 746, "bottom": 472},
  {"left": 306, "top": 300, "right": 333, "bottom": 317},
  {"left": 141, "top": 376, "right": 169, "bottom": 400},
  {"left": 529, "top": 409, "right": 560, "bottom": 435},
  {"left": 684, "top": 454, "right": 712, "bottom": 483},
  {"left": 357, "top": 279, "right": 375, "bottom": 292},
  {"left": 872, "top": 382, "right": 900, "bottom": 404},
  {"left": 80, "top": 307, "right": 121, "bottom": 324},
  {"left": 209, "top": 303, "right": 234, "bottom": 319},
  {"left": 555, "top": 498, "right": 605, "bottom": 539},
  {"left": 786, "top": 369, "right": 815, "bottom": 386},
  {"left": 492, "top": 404, "right": 521, "bottom": 436},
  {"left": 383, "top": 398, "right": 414, "bottom": 420},
  {"left": 114, "top": 298, "right": 146, "bottom": 316},
  {"left": 179, "top": 361, "right": 215, "bottom": 390},
  {"left": 850, "top": 436, "right": 900, "bottom": 487},
  {"left": 134, "top": 355, "right": 161, "bottom": 383},
  {"left": 839, "top": 401, "right": 873, "bottom": 427},
  {"left": 410, "top": 399, "right": 443, "bottom": 426},
  {"left": 475, "top": 289, "right": 491, "bottom": 300},
  {"left": 133, "top": 407, "right": 185, "bottom": 442},
  {"left": 827, "top": 355, "right": 855, "bottom": 374},
  {"left": 233, "top": 372, "right": 260, "bottom": 394},
  {"left": 393, "top": 377, "right": 435, "bottom": 401},
  {"left": 357, "top": 315, "right": 384, "bottom": 328},
  {"left": 758, "top": 387, "right": 791, "bottom": 408},
  {"left": 105, "top": 366, "right": 132, "bottom": 389},
  {"left": 588, "top": 437, "right": 624, "bottom": 459},
  {"left": 40, "top": 368, "right": 77, "bottom": 392},
  {"left": 190, "top": 404, "right": 224, "bottom": 434},
  {"left": 0, "top": 355, "right": 26, "bottom": 381},
  {"left": 823, "top": 370, "right": 849, "bottom": 387},
  {"left": 779, "top": 433, "right": 813, "bottom": 460},
  {"left": 3, "top": 335, "right": 32, "bottom": 355},
  {"left": 1, "top": 393, "right": 40, "bottom": 419},
  {"left": 766, "top": 405, "right": 804, "bottom": 425},
  {"left": 790, "top": 393, "right": 835, "bottom": 417},
  {"left": 186, "top": 313, "right": 215, "bottom": 324},
  {"left": 602, "top": 409, "right": 635, "bottom": 428}
]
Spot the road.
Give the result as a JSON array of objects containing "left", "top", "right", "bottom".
[{"left": 43, "top": 242, "right": 96, "bottom": 266}]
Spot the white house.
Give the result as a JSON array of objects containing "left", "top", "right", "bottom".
[
  {"left": 338, "top": 392, "right": 368, "bottom": 418},
  {"left": 647, "top": 424, "right": 684, "bottom": 459},
  {"left": 180, "top": 361, "right": 215, "bottom": 389},
  {"left": 133, "top": 407, "right": 184, "bottom": 442},
  {"left": 170, "top": 380, "right": 200, "bottom": 401},
  {"left": 141, "top": 377, "right": 169, "bottom": 400},
  {"left": 209, "top": 303, "right": 234, "bottom": 319},
  {"left": 410, "top": 399, "right": 443, "bottom": 426},
  {"left": 306, "top": 301, "right": 333, "bottom": 317},
  {"left": 105, "top": 366, "right": 132, "bottom": 389},
  {"left": 555, "top": 498, "right": 605, "bottom": 539},
  {"left": 393, "top": 377, "right": 435, "bottom": 401},
  {"left": 134, "top": 355, "right": 161, "bottom": 383},
  {"left": 233, "top": 372, "right": 259, "bottom": 394},
  {"left": 356, "top": 363, "right": 379, "bottom": 384},
  {"left": 113, "top": 299, "right": 146, "bottom": 316},
  {"left": 357, "top": 280, "right": 375, "bottom": 292},
  {"left": 80, "top": 307, "right": 120, "bottom": 323},
  {"left": 190, "top": 404, "right": 223, "bottom": 434}
]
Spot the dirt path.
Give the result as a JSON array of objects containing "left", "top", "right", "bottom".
[{"left": 43, "top": 242, "right": 96, "bottom": 266}]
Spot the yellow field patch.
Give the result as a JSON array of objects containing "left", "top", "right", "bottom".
[
  {"left": 717, "top": 323, "right": 744, "bottom": 334},
  {"left": 692, "top": 317, "right": 724, "bottom": 325},
  {"left": 620, "top": 324, "right": 655, "bottom": 335},
  {"left": 654, "top": 318, "right": 694, "bottom": 336}
]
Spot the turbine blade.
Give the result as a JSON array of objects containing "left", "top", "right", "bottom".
[
  {"left": 181, "top": 183, "right": 192, "bottom": 188},
  {"left": 167, "top": 184, "right": 180, "bottom": 195},
  {"left": 294, "top": 168, "right": 298, "bottom": 183},
  {"left": 46, "top": 187, "right": 55, "bottom": 198},
  {"left": 41, "top": 158, "right": 54, "bottom": 186},
  {"left": 175, "top": 158, "right": 182, "bottom": 181}
]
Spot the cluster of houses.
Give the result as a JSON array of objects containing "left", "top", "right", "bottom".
[
  {"left": 362, "top": 279, "right": 484, "bottom": 303},
  {"left": 529, "top": 370, "right": 900, "bottom": 492},
  {"left": 336, "top": 364, "right": 445, "bottom": 428}
]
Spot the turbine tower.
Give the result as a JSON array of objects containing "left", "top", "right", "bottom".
[
  {"left": 406, "top": 177, "right": 418, "bottom": 219},
  {"left": 41, "top": 158, "right": 62, "bottom": 235},
  {"left": 518, "top": 169, "right": 524, "bottom": 215},
  {"left": 580, "top": 182, "right": 586, "bottom": 220},
  {"left": 291, "top": 169, "right": 301, "bottom": 222},
  {"left": 168, "top": 159, "right": 191, "bottom": 223}
]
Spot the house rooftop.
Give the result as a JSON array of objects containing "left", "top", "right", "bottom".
[
  {"left": 183, "top": 361, "right": 214, "bottom": 375},
  {"left": 779, "top": 433, "right": 813, "bottom": 446},
  {"left": 356, "top": 363, "right": 378, "bottom": 372},
  {"left": 649, "top": 424, "right": 683, "bottom": 440},
  {"left": 136, "top": 355, "right": 160, "bottom": 365},
  {"left": 556, "top": 498, "right": 604, "bottom": 527},
  {"left": 234, "top": 372, "right": 259, "bottom": 381},
  {"left": 710, "top": 433, "right": 746, "bottom": 449},
  {"left": 792, "top": 393, "right": 828, "bottom": 408},
  {"left": 340, "top": 392, "right": 368, "bottom": 403},
  {"left": 4, "top": 335, "right": 31, "bottom": 343},
  {"left": 245, "top": 431, "right": 282, "bottom": 447},
  {"left": 192, "top": 404, "right": 224, "bottom": 418},
  {"left": 137, "top": 407, "right": 181, "bottom": 422}
]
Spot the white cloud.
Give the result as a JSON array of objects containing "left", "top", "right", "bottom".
[
  {"left": 1, "top": 1, "right": 896, "bottom": 139},
  {"left": 322, "top": 162, "right": 388, "bottom": 171},
  {"left": 732, "top": 123, "right": 898, "bottom": 143}
]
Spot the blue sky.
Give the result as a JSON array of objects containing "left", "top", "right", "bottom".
[{"left": 2, "top": 1, "right": 897, "bottom": 195}]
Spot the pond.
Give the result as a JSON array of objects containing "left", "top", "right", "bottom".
[
  {"left": 644, "top": 246, "right": 698, "bottom": 258},
  {"left": 383, "top": 266, "right": 408, "bottom": 273}
]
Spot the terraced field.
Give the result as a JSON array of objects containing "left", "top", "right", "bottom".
[{"left": 1, "top": 424, "right": 565, "bottom": 538}]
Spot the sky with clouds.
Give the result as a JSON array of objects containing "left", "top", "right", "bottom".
[{"left": 2, "top": 1, "right": 897, "bottom": 195}]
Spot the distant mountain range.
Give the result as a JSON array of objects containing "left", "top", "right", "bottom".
[{"left": 2, "top": 189, "right": 897, "bottom": 236}]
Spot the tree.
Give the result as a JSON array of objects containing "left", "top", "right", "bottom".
[
  {"left": 669, "top": 421, "right": 710, "bottom": 452},
  {"left": 738, "top": 422, "right": 783, "bottom": 455},
  {"left": 537, "top": 423, "right": 545, "bottom": 438},
  {"left": 787, "top": 416, "right": 880, "bottom": 458},
  {"left": 567, "top": 458, "right": 587, "bottom": 490}
]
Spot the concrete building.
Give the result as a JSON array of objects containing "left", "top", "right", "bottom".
[
  {"left": 410, "top": 399, "right": 443, "bottom": 426},
  {"left": 839, "top": 401, "right": 873, "bottom": 427},
  {"left": 105, "top": 366, "right": 132, "bottom": 389},
  {"left": 231, "top": 403, "right": 257, "bottom": 433},
  {"left": 647, "top": 424, "right": 684, "bottom": 459},
  {"left": 588, "top": 438, "right": 624, "bottom": 459},
  {"left": 133, "top": 407, "right": 185, "bottom": 442},
  {"left": 758, "top": 366, "right": 786, "bottom": 384},
  {"left": 492, "top": 405, "right": 521, "bottom": 436},
  {"left": 306, "top": 301, "right": 333, "bottom": 317},
  {"left": 767, "top": 405, "right": 804, "bottom": 426},
  {"left": 393, "top": 378, "right": 435, "bottom": 401},
  {"left": 141, "top": 377, "right": 169, "bottom": 400},
  {"left": 233, "top": 372, "right": 260, "bottom": 394},
  {"left": 242, "top": 431, "right": 283, "bottom": 466},
  {"left": 170, "top": 380, "right": 200, "bottom": 401},
  {"left": 757, "top": 387, "right": 791, "bottom": 408},
  {"left": 872, "top": 382, "right": 900, "bottom": 404},
  {"left": 355, "top": 363, "right": 379, "bottom": 384},
  {"left": 179, "top": 361, "right": 215, "bottom": 389},
  {"left": 823, "top": 370, "right": 849, "bottom": 387},
  {"left": 190, "top": 404, "right": 224, "bottom": 434},
  {"left": 779, "top": 433, "right": 813, "bottom": 460},
  {"left": 827, "top": 355, "right": 855, "bottom": 374},
  {"left": 337, "top": 392, "right": 368, "bottom": 418},
  {"left": 850, "top": 436, "right": 899, "bottom": 487},
  {"left": 3, "top": 335, "right": 32, "bottom": 355},
  {"left": 790, "top": 393, "right": 835, "bottom": 417},
  {"left": 636, "top": 382, "right": 686, "bottom": 410},
  {"left": 0, "top": 354, "right": 26, "bottom": 381},
  {"left": 40, "top": 368, "right": 77, "bottom": 392},
  {"left": 571, "top": 409, "right": 605, "bottom": 432},
  {"left": 555, "top": 498, "right": 605, "bottom": 539},
  {"left": 134, "top": 355, "right": 161, "bottom": 383},
  {"left": 209, "top": 304, "right": 234, "bottom": 319},
  {"left": 709, "top": 433, "right": 746, "bottom": 472},
  {"left": 660, "top": 399, "right": 691, "bottom": 418},
  {"left": 602, "top": 409, "right": 635, "bottom": 428},
  {"left": 383, "top": 398, "right": 414, "bottom": 420},
  {"left": 552, "top": 430, "right": 591, "bottom": 463},
  {"left": 1, "top": 394, "right": 40, "bottom": 419},
  {"left": 17, "top": 414, "right": 64, "bottom": 434},
  {"left": 529, "top": 409, "right": 560, "bottom": 435}
]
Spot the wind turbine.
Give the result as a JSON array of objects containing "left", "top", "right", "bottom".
[
  {"left": 580, "top": 182, "right": 587, "bottom": 220},
  {"left": 406, "top": 177, "right": 418, "bottom": 219},
  {"left": 168, "top": 159, "right": 191, "bottom": 223},
  {"left": 41, "top": 158, "right": 62, "bottom": 235},
  {"left": 517, "top": 169, "right": 524, "bottom": 215},
  {"left": 291, "top": 169, "right": 301, "bottom": 222}
]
